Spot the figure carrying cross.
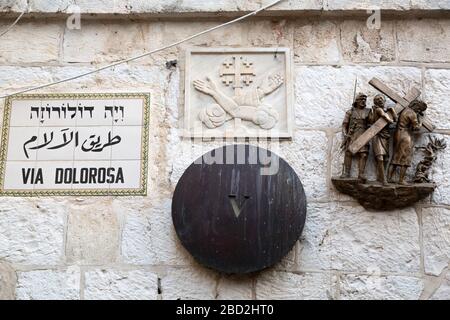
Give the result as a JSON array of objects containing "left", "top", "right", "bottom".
[{"left": 344, "top": 77, "right": 436, "bottom": 184}]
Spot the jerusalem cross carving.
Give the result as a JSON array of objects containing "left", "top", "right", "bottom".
[{"left": 184, "top": 48, "right": 293, "bottom": 139}]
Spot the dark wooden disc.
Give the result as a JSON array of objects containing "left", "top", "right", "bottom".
[{"left": 172, "top": 144, "right": 306, "bottom": 274}]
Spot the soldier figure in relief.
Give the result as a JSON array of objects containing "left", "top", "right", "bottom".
[
  {"left": 368, "top": 94, "right": 397, "bottom": 185},
  {"left": 388, "top": 99, "right": 428, "bottom": 184},
  {"left": 340, "top": 93, "right": 371, "bottom": 182}
]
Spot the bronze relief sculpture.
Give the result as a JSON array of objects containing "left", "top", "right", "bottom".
[{"left": 332, "top": 77, "right": 445, "bottom": 210}]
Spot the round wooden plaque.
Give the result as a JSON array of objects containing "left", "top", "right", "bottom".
[{"left": 172, "top": 144, "right": 306, "bottom": 274}]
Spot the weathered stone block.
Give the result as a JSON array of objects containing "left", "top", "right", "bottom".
[
  {"left": 397, "top": 19, "right": 450, "bottom": 63},
  {"left": 294, "top": 66, "right": 421, "bottom": 129},
  {"left": 0, "top": 67, "right": 53, "bottom": 92},
  {"left": 0, "top": 0, "right": 27, "bottom": 12},
  {"left": 0, "top": 260, "right": 16, "bottom": 300},
  {"left": 430, "top": 272, "right": 450, "bottom": 300},
  {"left": 84, "top": 269, "right": 158, "bottom": 300},
  {"left": 120, "top": 199, "right": 193, "bottom": 265},
  {"left": 216, "top": 275, "right": 253, "bottom": 300},
  {"left": 297, "top": 203, "right": 332, "bottom": 271},
  {"left": 161, "top": 266, "right": 217, "bottom": 300},
  {"left": 63, "top": 21, "right": 150, "bottom": 63},
  {"left": 422, "top": 207, "right": 450, "bottom": 276},
  {"left": 424, "top": 69, "right": 450, "bottom": 130},
  {"left": 256, "top": 271, "right": 332, "bottom": 299},
  {"left": 339, "top": 274, "right": 424, "bottom": 300},
  {"left": 324, "top": 0, "right": 411, "bottom": 10},
  {"left": 0, "top": 22, "right": 61, "bottom": 63},
  {"left": 308, "top": 203, "right": 420, "bottom": 273},
  {"left": 66, "top": 199, "right": 119, "bottom": 265},
  {"left": 0, "top": 198, "right": 65, "bottom": 265},
  {"left": 411, "top": 0, "right": 450, "bottom": 9},
  {"left": 340, "top": 20, "right": 395, "bottom": 63},
  {"left": 294, "top": 20, "right": 340, "bottom": 63},
  {"left": 16, "top": 267, "right": 80, "bottom": 300},
  {"left": 282, "top": 130, "right": 329, "bottom": 199}
]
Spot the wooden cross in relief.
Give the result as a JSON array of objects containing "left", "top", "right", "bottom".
[{"left": 348, "top": 78, "right": 436, "bottom": 154}]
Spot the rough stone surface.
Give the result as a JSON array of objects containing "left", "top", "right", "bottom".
[
  {"left": 3, "top": 0, "right": 449, "bottom": 14},
  {"left": 324, "top": 203, "right": 420, "bottom": 273},
  {"left": 161, "top": 267, "right": 217, "bottom": 300},
  {"left": 422, "top": 207, "right": 450, "bottom": 276},
  {"left": 16, "top": 267, "right": 80, "bottom": 300},
  {"left": 63, "top": 21, "right": 150, "bottom": 63},
  {"left": 282, "top": 130, "right": 329, "bottom": 199},
  {"left": 294, "top": 66, "right": 421, "bottom": 129},
  {"left": 120, "top": 199, "right": 193, "bottom": 266},
  {"left": 0, "top": 260, "right": 16, "bottom": 299},
  {"left": 84, "top": 269, "right": 158, "bottom": 300},
  {"left": 297, "top": 203, "right": 332, "bottom": 271},
  {"left": 0, "top": 22, "right": 62, "bottom": 64},
  {"left": 339, "top": 274, "right": 424, "bottom": 300},
  {"left": 424, "top": 69, "right": 450, "bottom": 130},
  {"left": 216, "top": 275, "right": 253, "bottom": 300},
  {"left": 256, "top": 271, "right": 332, "bottom": 300},
  {"left": 294, "top": 20, "right": 340, "bottom": 63},
  {"left": 66, "top": 200, "right": 120, "bottom": 265},
  {"left": 397, "top": 19, "right": 450, "bottom": 63},
  {"left": 430, "top": 272, "right": 450, "bottom": 300},
  {"left": 340, "top": 20, "right": 395, "bottom": 63},
  {"left": 0, "top": 199, "right": 65, "bottom": 265}
]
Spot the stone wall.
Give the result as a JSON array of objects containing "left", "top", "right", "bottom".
[{"left": 0, "top": 1, "right": 449, "bottom": 300}]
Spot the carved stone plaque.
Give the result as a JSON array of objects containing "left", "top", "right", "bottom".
[
  {"left": 172, "top": 145, "right": 306, "bottom": 274},
  {"left": 0, "top": 93, "right": 149, "bottom": 196},
  {"left": 184, "top": 48, "right": 293, "bottom": 138}
]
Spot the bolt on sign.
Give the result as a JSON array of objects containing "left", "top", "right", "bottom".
[{"left": 0, "top": 93, "right": 150, "bottom": 196}]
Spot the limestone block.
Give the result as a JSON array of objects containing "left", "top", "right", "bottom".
[
  {"left": 340, "top": 20, "right": 395, "bottom": 63},
  {"left": 0, "top": 0, "right": 27, "bottom": 11},
  {"left": 339, "top": 274, "right": 424, "bottom": 300},
  {"left": 161, "top": 266, "right": 217, "bottom": 300},
  {"left": 84, "top": 269, "right": 158, "bottom": 300},
  {"left": 28, "top": 0, "right": 72, "bottom": 12},
  {"left": 397, "top": 19, "right": 450, "bottom": 63},
  {"left": 120, "top": 199, "right": 194, "bottom": 265},
  {"left": 430, "top": 272, "right": 450, "bottom": 300},
  {"left": 0, "top": 22, "right": 61, "bottom": 63},
  {"left": 0, "top": 67, "right": 53, "bottom": 92},
  {"left": 246, "top": 20, "right": 293, "bottom": 47},
  {"left": 63, "top": 21, "right": 150, "bottom": 63},
  {"left": 422, "top": 207, "right": 450, "bottom": 276},
  {"left": 303, "top": 203, "right": 421, "bottom": 273},
  {"left": 294, "top": 66, "right": 421, "bottom": 129},
  {"left": 424, "top": 69, "right": 450, "bottom": 130},
  {"left": 216, "top": 275, "right": 253, "bottom": 300},
  {"left": 282, "top": 130, "right": 328, "bottom": 199},
  {"left": 256, "top": 271, "right": 332, "bottom": 299},
  {"left": 297, "top": 203, "right": 333, "bottom": 271},
  {"left": 0, "top": 198, "right": 65, "bottom": 265},
  {"left": 16, "top": 267, "right": 80, "bottom": 300},
  {"left": 0, "top": 260, "right": 16, "bottom": 300},
  {"left": 411, "top": 0, "right": 450, "bottom": 9},
  {"left": 294, "top": 20, "right": 340, "bottom": 63},
  {"left": 12, "top": 0, "right": 450, "bottom": 14},
  {"left": 66, "top": 199, "right": 119, "bottom": 264},
  {"left": 324, "top": 0, "right": 411, "bottom": 10}
]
